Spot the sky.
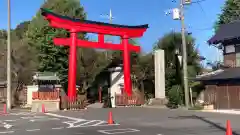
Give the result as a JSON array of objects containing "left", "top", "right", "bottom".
[{"left": 0, "top": 0, "right": 226, "bottom": 66}]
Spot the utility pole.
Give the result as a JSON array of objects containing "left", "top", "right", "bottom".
[
  {"left": 169, "top": 0, "right": 190, "bottom": 108},
  {"left": 7, "top": 0, "right": 12, "bottom": 111},
  {"left": 180, "top": 0, "right": 189, "bottom": 108}
]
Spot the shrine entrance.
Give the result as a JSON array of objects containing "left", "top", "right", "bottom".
[{"left": 41, "top": 8, "right": 148, "bottom": 98}]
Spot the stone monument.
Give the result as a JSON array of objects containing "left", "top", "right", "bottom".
[{"left": 149, "top": 49, "right": 167, "bottom": 106}]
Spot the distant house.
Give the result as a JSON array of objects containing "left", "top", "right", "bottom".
[
  {"left": 196, "top": 20, "right": 240, "bottom": 109},
  {"left": 32, "top": 72, "right": 61, "bottom": 91}
]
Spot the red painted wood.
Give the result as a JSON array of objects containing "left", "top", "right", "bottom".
[
  {"left": 123, "top": 38, "right": 132, "bottom": 96},
  {"left": 44, "top": 14, "right": 147, "bottom": 38},
  {"left": 68, "top": 32, "right": 77, "bottom": 98},
  {"left": 53, "top": 38, "right": 141, "bottom": 52}
]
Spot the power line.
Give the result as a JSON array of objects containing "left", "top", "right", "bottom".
[
  {"left": 191, "top": 0, "right": 208, "bottom": 4},
  {"left": 171, "top": 0, "right": 209, "bottom": 4},
  {"left": 189, "top": 26, "right": 214, "bottom": 31},
  {"left": 195, "top": 0, "right": 208, "bottom": 19},
  {"left": 185, "top": 0, "right": 214, "bottom": 35}
]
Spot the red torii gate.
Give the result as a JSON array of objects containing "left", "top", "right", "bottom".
[{"left": 41, "top": 8, "right": 148, "bottom": 98}]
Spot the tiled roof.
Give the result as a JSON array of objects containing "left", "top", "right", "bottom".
[
  {"left": 208, "top": 20, "right": 240, "bottom": 44},
  {"left": 33, "top": 72, "right": 60, "bottom": 81},
  {"left": 195, "top": 67, "right": 240, "bottom": 81}
]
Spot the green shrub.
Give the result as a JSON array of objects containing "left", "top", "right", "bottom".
[{"left": 166, "top": 85, "right": 183, "bottom": 109}]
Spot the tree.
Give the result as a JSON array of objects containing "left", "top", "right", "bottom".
[
  {"left": 215, "top": 0, "right": 240, "bottom": 30},
  {"left": 154, "top": 32, "right": 202, "bottom": 105},
  {"left": 0, "top": 30, "right": 7, "bottom": 81},
  {"left": 11, "top": 21, "right": 36, "bottom": 84},
  {"left": 109, "top": 38, "right": 139, "bottom": 62},
  {"left": 26, "top": 0, "right": 86, "bottom": 90},
  {"left": 0, "top": 22, "right": 37, "bottom": 105},
  {"left": 76, "top": 48, "right": 109, "bottom": 93},
  {"left": 15, "top": 21, "right": 30, "bottom": 39},
  {"left": 131, "top": 53, "right": 154, "bottom": 98}
]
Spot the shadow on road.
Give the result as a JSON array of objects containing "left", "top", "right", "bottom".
[
  {"left": 193, "top": 115, "right": 240, "bottom": 135},
  {"left": 169, "top": 115, "right": 240, "bottom": 135}
]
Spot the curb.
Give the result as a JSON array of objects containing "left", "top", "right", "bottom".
[{"left": 198, "top": 110, "right": 240, "bottom": 115}]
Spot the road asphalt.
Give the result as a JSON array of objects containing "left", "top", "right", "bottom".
[{"left": 0, "top": 108, "right": 239, "bottom": 135}]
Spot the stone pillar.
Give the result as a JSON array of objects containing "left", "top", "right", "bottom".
[
  {"left": 155, "top": 49, "right": 165, "bottom": 99},
  {"left": 149, "top": 49, "right": 166, "bottom": 106}
]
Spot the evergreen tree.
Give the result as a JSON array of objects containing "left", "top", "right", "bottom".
[
  {"left": 216, "top": 0, "right": 240, "bottom": 30},
  {"left": 26, "top": 0, "right": 86, "bottom": 88}
]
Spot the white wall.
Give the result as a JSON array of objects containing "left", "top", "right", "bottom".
[
  {"left": 110, "top": 66, "right": 124, "bottom": 107},
  {"left": 26, "top": 85, "right": 38, "bottom": 106}
]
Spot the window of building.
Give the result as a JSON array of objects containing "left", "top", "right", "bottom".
[
  {"left": 236, "top": 53, "right": 240, "bottom": 67},
  {"left": 225, "top": 45, "right": 235, "bottom": 54},
  {"left": 235, "top": 44, "right": 240, "bottom": 53}
]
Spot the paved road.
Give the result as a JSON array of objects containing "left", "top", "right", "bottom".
[{"left": 0, "top": 108, "right": 239, "bottom": 135}]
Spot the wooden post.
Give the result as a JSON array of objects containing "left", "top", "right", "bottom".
[{"left": 99, "top": 87, "right": 102, "bottom": 103}]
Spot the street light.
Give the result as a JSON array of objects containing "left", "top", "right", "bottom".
[{"left": 175, "top": 49, "right": 182, "bottom": 66}]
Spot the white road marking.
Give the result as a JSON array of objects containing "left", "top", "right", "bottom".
[
  {"left": 91, "top": 121, "right": 107, "bottom": 126},
  {"left": 80, "top": 123, "right": 120, "bottom": 127},
  {"left": 46, "top": 112, "right": 120, "bottom": 128},
  {"left": 10, "top": 112, "right": 36, "bottom": 116},
  {"left": 65, "top": 120, "right": 100, "bottom": 128},
  {"left": 26, "top": 129, "right": 40, "bottom": 132},
  {"left": 21, "top": 116, "right": 46, "bottom": 119},
  {"left": 45, "top": 113, "right": 85, "bottom": 121},
  {"left": 64, "top": 120, "right": 87, "bottom": 128},
  {"left": 75, "top": 120, "right": 98, "bottom": 126},
  {"left": 98, "top": 128, "right": 140, "bottom": 134},
  {"left": 3, "top": 120, "right": 17, "bottom": 122},
  {"left": 3, "top": 124, "right": 13, "bottom": 129},
  {"left": 2, "top": 122, "right": 13, "bottom": 129},
  {"left": 30, "top": 118, "right": 60, "bottom": 122},
  {"left": 52, "top": 127, "right": 64, "bottom": 130},
  {"left": 0, "top": 131, "right": 14, "bottom": 134}
]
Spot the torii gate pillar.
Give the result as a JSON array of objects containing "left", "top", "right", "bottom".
[
  {"left": 122, "top": 37, "right": 132, "bottom": 95},
  {"left": 68, "top": 31, "right": 77, "bottom": 97}
]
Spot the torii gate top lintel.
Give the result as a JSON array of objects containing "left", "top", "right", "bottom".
[{"left": 41, "top": 8, "right": 148, "bottom": 38}]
